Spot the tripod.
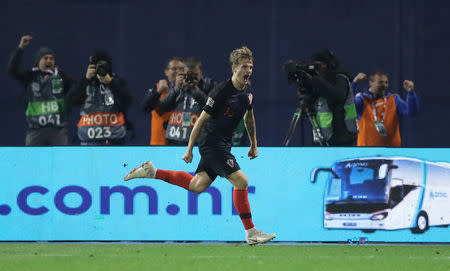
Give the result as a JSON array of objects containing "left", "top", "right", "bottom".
[{"left": 283, "top": 105, "right": 329, "bottom": 146}]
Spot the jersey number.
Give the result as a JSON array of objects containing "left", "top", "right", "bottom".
[{"left": 224, "top": 107, "right": 234, "bottom": 117}]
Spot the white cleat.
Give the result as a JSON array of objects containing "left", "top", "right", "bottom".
[
  {"left": 124, "top": 161, "right": 156, "bottom": 181},
  {"left": 245, "top": 228, "right": 276, "bottom": 246}
]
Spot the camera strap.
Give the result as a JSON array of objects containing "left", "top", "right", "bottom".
[
  {"left": 371, "top": 96, "right": 387, "bottom": 137},
  {"left": 371, "top": 96, "right": 387, "bottom": 123},
  {"left": 309, "top": 112, "right": 328, "bottom": 146},
  {"left": 182, "top": 94, "right": 195, "bottom": 111}
]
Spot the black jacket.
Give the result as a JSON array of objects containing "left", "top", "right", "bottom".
[
  {"left": 68, "top": 76, "right": 131, "bottom": 113},
  {"left": 158, "top": 77, "right": 216, "bottom": 113},
  {"left": 8, "top": 48, "right": 74, "bottom": 103},
  {"left": 308, "top": 70, "right": 357, "bottom": 146}
]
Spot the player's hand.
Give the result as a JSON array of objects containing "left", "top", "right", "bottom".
[
  {"left": 353, "top": 73, "right": 367, "bottom": 83},
  {"left": 182, "top": 150, "right": 193, "bottom": 163},
  {"left": 97, "top": 73, "right": 112, "bottom": 85},
  {"left": 403, "top": 80, "right": 414, "bottom": 92},
  {"left": 157, "top": 79, "right": 168, "bottom": 93},
  {"left": 248, "top": 145, "right": 258, "bottom": 159},
  {"left": 86, "top": 64, "right": 96, "bottom": 80},
  {"left": 19, "top": 35, "right": 32, "bottom": 48},
  {"left": 248, "top": 93, "right": 253, "bottom": 105}
]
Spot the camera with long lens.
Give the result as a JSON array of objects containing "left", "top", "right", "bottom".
[
  {"left": 284, "top": 60, "right": 318, "bottom": 111},
  {"left": 185, "top": 71, "right": 198, "bottom": 85},
  {"left": 283, "top": 59, "right": 335, "bottom": 146},
  {"left": 284, "top": 60, "right": 317, "bottom": 85}
]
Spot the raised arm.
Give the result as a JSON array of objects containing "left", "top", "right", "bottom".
[
  {"left": 395, "top": 80, "right": 418, "bottom": 117},
  {"left": 159, "top": 87, "right": 179, "bottom": 113},
  {"left": 8, "top": 35, "right": 33, "bottom": 83}
]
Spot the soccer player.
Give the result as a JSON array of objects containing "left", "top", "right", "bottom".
[{"left": 124, "top": 46, "right": 276, "bottom": 245}]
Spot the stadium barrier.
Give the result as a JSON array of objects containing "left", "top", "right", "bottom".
[{"left": 0, "top": 147, "right": 448, "bottom": 242}]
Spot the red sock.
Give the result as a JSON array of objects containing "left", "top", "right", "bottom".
[
  {"left": 233, "top": 189, "right": 255, "bottom": 230},
  {"left": 155, "top": 169, "right": 193, "bottom": 190}
]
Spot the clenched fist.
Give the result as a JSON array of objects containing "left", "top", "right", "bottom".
[
  {"left": 353, "top": 72, "right": 367, "bottom": 83},
  {"left": 403, "top": 80, "right": 414, "bottom": 92},
  {"left": 19, "top": 35, "right": 32, "bottom": 49}
]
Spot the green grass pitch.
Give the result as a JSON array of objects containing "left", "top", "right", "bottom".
[{"left": 0, "top": 243, "right": 448, "bottom": 271}]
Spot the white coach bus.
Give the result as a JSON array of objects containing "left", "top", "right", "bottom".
[{"left": 311, "top": 157, "right": 450, "bottom": 233}]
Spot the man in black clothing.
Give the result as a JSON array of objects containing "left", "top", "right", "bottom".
[
  {"left": 301, "top": 49, "right": 358, "bottom": 146},
  {"left": 8, "top": 35, "right": 74, "bottom": 146},
  {"left": 124, "top": 46, "right": 276, "bottom": 245},
  {"left": 158, "top": 57, "right": 216, "bottom": 145},
  {"left": 68, "top": 50, "right": 131, "bottom": 145}
]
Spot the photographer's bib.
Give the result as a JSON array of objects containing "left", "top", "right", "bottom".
[
  {"left": 314, "top": 74, "right": 358, "bottom": 144},
  {"left": 25, "top": 68, "right": 67, "bottom": 129},
  {"left": 372, "top": 97, "right": 387, "bottom": 136},
  {"left": 357, "top": 93, "right": 401, "bottom": 147},
  {"left": 165, "top": 93, "right": 203, "bottom": 143},
  {"left": 77, "top": 112, "right": 126, "bottom": 141},
  {"left": 77, "top": 82, "right": 126, "bottom": 142},
  {"left": 165, "top": 110, "right": 200, "bottom": 142}
]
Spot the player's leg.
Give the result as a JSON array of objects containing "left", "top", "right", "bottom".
[
  {"left": 227, "top": 170, "right": 276, "bottom": 245},
  {"left": 187, "top": 171, "right": 214, "bottom": 194},
  {"left": 227, "top": 170, "right": 252, "bottom": 229},
  {"left": 124, "top": 161, "right": 213, "bottom": 193}
]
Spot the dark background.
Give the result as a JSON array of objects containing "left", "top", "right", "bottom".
[{"left": 1, "top": 0, "right": 448, "bottom": 147}]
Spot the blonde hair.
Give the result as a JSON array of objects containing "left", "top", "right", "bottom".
[{"left": 229, "top": 46, "right": 253, "bottom": 66}]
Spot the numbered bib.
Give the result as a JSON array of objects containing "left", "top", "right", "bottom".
[
  {"left": 77, "top": 112, "right": 126, "bottom": 141},
  {"left": 25, "top": 99, "right": 67, "bottom": 128},
  {"left": 165, "top": 111, "right": 199, "bottom": 142}
]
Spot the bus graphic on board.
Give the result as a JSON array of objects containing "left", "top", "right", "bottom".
[{"left": 311, "top": 157, "right": 450, "bottom": 233}]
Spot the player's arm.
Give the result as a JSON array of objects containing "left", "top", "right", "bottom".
[
  {"left": 244, "top": 108, "right": 258, "bottom": 159},
  {"left": 182, "top": 110, "right": 212, "bottom": 163}
]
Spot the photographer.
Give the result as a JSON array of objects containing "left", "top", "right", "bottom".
[
  {"left": 68, "top": 50, "right": 131, "bottom": 145},
  {"left": 8, "top": 35, "right": 74, "bottom": 146},
  {"left": 298, "top": 49, "right": 358, "bottom": 146},
  {"left": 159, "top": 58, "right": 216, "bottom": 145},
  {"left": 141, "top": 57, "right": 185, "bottom": 145}
]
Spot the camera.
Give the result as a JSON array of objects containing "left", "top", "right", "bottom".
[
  {"left": 90, "top": 56, "right": 109, "bottom": 77},
  {"left": 185, "top": 71, "right": 198, "bottom": 84},
  {"left": 283, "top": 60, "right": 326, "bottom": 146},
  {"left": 284, "top": 60, "right": 318, "bottom": 110},
  {"left": 284, "top": 60, "right": 317, "bottom": 85},
  {"left": 96, "top": 63, "right": 109, "bottom": 77}
]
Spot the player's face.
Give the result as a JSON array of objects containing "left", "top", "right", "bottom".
[
  {"left": 165, "top": 60, "right": 185, "bottom": 82},
  {"left": 369, "top": 74, "right": 389, "bottom": 95},
  {"left": 38, "top": 54, "right": 55, "bottom": 71},
  {"left": 233, "top": 59, "right": 253, "bottom": 86}
]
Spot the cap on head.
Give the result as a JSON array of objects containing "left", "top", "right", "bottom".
[
  {"left": 312, "top": 49, "right": 338, "bottom": 69},
  {"left": 91, "top": 49, "right": 113, "bottom": 74},
  {"left": 35, "top": 47, "right": 55, "bottom": 65},
  {"left": 91, "top": 49, "right": 112, "bottom": 65}
]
